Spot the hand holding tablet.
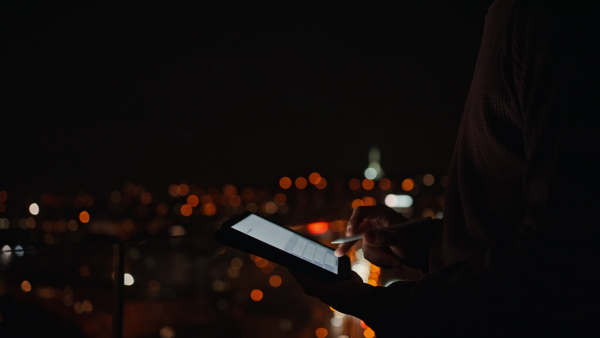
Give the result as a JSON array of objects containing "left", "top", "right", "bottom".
[{"left": 215, "top": 212, "right": 353, "bottom": 283}]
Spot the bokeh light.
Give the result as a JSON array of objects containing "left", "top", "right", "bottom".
[
  {"left": 79, "top": 211, "right": 90, "bottom": 223},
  {"left": 315, "top": 177, "right": 327, "bottom": 189},
  {"left": 279, "top": 177, "right": 292, "bottom": 189},
  {"left": 250, "top": 289, "right": 264, "bottom": 301},
  {"left": 378, "top": 178, "right": 392, "bottom": 190},
  {"left": 348, "top": 178, "right": 361, "bottom": 191},
  {"left": 315, "top": 327, "right": 328, "bottom": 338},
  {"left": 295, "top": 177, "right": 308, "bottom": 189},
  {"left": 180, "top": 204, "right": 193, "bottom": 216},
  {"left": 361, "top": 179, "right": 375, "bottom": 190},
  {"left": 401, "top": 178, "right": 415, "bottom": 191},
  {"left": 269, "top": 275, "right": 282, "bottom": 287},
  {"left": 21, "top": 280, "right": 32, "bottom": 292},
  {"left": 124, "top": 273, "right": 135, "bottom": 286},
  {"left": 308, "top": 172, "right": 322, "bottom": 185},
  {"left": 187, "top": 194, "right": 199, "bottom": 207},
  {"left": 384, "top": 194, "right": 413, "bottom": 208},
  {"left": 351, "top": 199, "right": 364, "bottom": 209},
  {"left": 423, "top": 174, "right": 435, "bottom": 186},
  {"left": 29, "top": 203, "right": 40, "bottom": 215},
  {"left": 306, "top": 221, "right": 329, "bottom": 235}
]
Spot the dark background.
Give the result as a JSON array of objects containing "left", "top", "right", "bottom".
[{"left": 3, "top": 1, "right": 495, "bottom": 194}]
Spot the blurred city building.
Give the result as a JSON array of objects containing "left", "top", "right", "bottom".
[{"left": 0, "top": 166, "right": 446, "bottom": 338}]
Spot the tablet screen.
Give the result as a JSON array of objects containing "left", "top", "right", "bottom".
[{"left": 231, "top": 213, "right": 339, "bottom": 274}]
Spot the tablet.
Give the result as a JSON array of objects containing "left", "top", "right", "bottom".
[{"left": 215, "top": 211, "right": 352, "bottom": 283}]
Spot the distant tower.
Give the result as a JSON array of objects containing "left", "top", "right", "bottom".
[{"left": 364, "top": 146, "right": 384, "bottom": 180}]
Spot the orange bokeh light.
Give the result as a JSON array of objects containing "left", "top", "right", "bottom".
[
  {"left": 308, "top": 172, "right": 322, "bottom": 185},
  {"left": 177, "top": 184, "right": 189, "bottom": 196},
  {"left": 315, "top": 328, "right": 328, "bottom": 338},
  {"left": 187, "top": 194, "right": 199, "bottom": 207},
  {"left": 180, "top": 204, "right": 193, "bottom": 217},
  {"left": 348, "top": 178, "right": 361, "bottom": 191},
  {"left": 203, "top": 203, "right": 217, "bottom": 216},
  {"left": 140, "top": 192, "right": 152, "bottom": 205},
  {"left": 362, "top": 179, "right": 375, "bottom": 190},
  {"left": 155, "top": 202, "right": 168, "bottom": 216},
  {"left": 295, "top": 177, "right": 308, "bottom": 189},
  {"left": 362, "top": 196, "right": 376, "bottom": 206},
  {"left": 79, "top": 211, "right": 90, "bottom": 223},
  {"left": 274, "top": 193, "right": 286, "bottom": 205},
  {"left": 279, "top": 177, "right": 292, "bottom": 189},
  {"left": 315, "top": 177, "right": 327, "bottom": 189},
  {"left": 379, "top": 178, "right": 392, "bottom": 190},
  {"left": 200, "top": 195, "right": 212, "bottom": 204},
  {"left": 351, "top": 199, "right": 364, "bottom": 209},
  {"left": 306, "top": 221, "right": 329, "bottom": 235},
  {"left": 250, "top": 289, "right": 263, "bottom": 301},
  {"left": 269, "top": 275, "right": 282, "bottom": 287},
  {"left": 223, "top": 184, "right": 237, "bottom": 196},
  {"left": 21, "top": 280, "right": 32, "bottom": 292},
  {"left": 401, "top": 178, "right": 415, "bottom": 191}
]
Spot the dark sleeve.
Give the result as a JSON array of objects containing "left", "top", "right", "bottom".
[
  {"left": 510, "top": 1, "right": 600, "bottom": 258},
  {"left": 360, "top": 2, "right": 600, "bottom": 336}
]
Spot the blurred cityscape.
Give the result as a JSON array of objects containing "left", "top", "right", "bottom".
[{"left": 0, "top": 160, "right": 447, "bottom": 338}]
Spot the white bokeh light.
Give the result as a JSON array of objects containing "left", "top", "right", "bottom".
[
  {"left": 384, "top": 194, "right": 413, "bottom": 208},
  {"left": 124, "top": 273, "right": 135, "bottom": 286},
  {"left": 29, "top": 203, "right": 40, "bottom": 215}
]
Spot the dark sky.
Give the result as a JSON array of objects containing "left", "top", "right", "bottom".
[{"left": 3, "top": 1, "right": 495, "bottom": 194}]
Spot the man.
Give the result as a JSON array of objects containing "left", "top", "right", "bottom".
[{"left": 292, "top": 1, "right": 600, "bottom": 336}]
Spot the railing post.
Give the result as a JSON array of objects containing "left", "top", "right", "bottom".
[{"left": 113, "top": 242, "right": 124, "bottom": 338}]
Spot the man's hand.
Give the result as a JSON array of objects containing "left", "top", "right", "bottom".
[
  {"left": 335, "top": 205, "right": 441, "bottom": 271},
  {"left": 289, "top": 269, "right": 375, "bottom": 316}
]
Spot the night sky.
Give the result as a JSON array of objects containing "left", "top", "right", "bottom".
[{"left": 3, "top": 1, "right": 495, "bottom": 194}]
